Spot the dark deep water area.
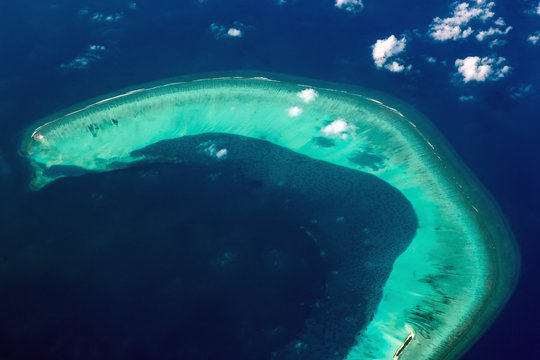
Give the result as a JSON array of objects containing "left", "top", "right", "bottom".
[
  {"left": 0, "top": 134, "right": 416, "bottom": 360},
  {"left": 0, "top": 162, "right": 325, "bottom": 360}
]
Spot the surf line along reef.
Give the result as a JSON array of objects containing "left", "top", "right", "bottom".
[{"left": 21, "top": 75, "right": 519, "bottom": 360}]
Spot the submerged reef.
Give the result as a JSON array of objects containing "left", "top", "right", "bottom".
[{"left": 20, "top": 75, "right": 519, "bottom": 360}]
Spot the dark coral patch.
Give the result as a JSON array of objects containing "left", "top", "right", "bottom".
[
  {"left": 312, "top": 136, "right": 336, "bottom": 148},
  {"left": 349, "top": 150, "right": 385, "bottom": 171}
]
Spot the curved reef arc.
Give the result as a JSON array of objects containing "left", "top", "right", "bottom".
[{"left": 21, "top": 75, "right": 519, "bottom": 360}]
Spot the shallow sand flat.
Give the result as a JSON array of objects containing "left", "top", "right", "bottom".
[{"left": 21, "top": 75, "right": 519, "bottom": 360}]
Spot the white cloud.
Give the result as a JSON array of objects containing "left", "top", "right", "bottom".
[
  {"left": 227, "top": 28, "right": 243, "bottom": 37},
  {"left": 476, "top": 26, "right": 512, "bottom": 41},
  {"left": 60, "top": 44, "right": 106, "bottom": 70},
  {"left": 287, "top": 106, "right": 303, "bottom": 117},
  {"left": 321, "top": 118, "right": 357, "bottom": 140},
  {"left": 431, "top": 23, "right": 472, "bottom": 41},
  {"left": 426, "top": 56, "right": 437, "bottom": 63},
  {"left": 61, "top": 57, "right": 90, "bottom": 69},
  {"left": 523, "top": 2, "right": 540, "bottom": 15},
  {"left": 429, "top": 1, "right": 495, "bottom": 41},
  {"left": 335, "top": 0, "right": 364, "bottom": 13},
  {"left": 200, "top": 142, "right": 228, "bottom": 159},
  {"left": 528, "top": 32, "right": 540, "bottom": 45},
  {"left": 89, "top": 45, "right": 106, "bottom": 51},
  {"left": 455, "top": 56, "right": 511, "bottom": 82},
  {"left": 385, "top": 61, "right": 405, "bottom": 72},
  {"left": 79, "top": 9, "right": 124, "bottom": 22},
  {"left": 216, "top": 149, "right": 228, "bottom": 159},
  {"left": 210, "top": 23, "right": 245, "bottom": 38},
  {"left": 459, "top": 95, "right": 475, "bottom": 101},
  {"left": 91, "top": 12, "right": 123, "bottom": 22},
  {"left": 128, "top": 3, "right": 137, "bottom": 10},
  {"left": 297, "top": 88, "right": 319, "bottom": 103},
  {"left": 372, "top": 35, "right": 408, "bottom": 71},
  {"left": 494, "top": 17, "right": 506, "bottom": 26},
  {"left": 531, "top": 1, "right": 540, "bottom": 15}
]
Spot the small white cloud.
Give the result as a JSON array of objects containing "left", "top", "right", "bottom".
[
  {"left": 494, "top": 17, "right": 506, "bottom": 26},
  {"left": 334, "top": 0, "right": 364, "bottom": 13},
  {"left": 524, "top": 1, "right": 540, "bottom": 15},
  {"left": 79, "top": 9, "right": 124, "bottom": 22},
  {"left": 60, "top": 57, "right": 90, "bottom": 69},
  {"left": 210, "top": 23, "right": 245, "bottom": 38},
  {"left": 216, "top": 148, "right": 228, "bottom": 159},
  {"left": 455, "top": 56, "right": 511, "bottom": 82},
  {"left": 227, "top": 28, "right": 242, "bottom": 37},
  {"left": 529, "top": 1, "right": 540, "bottom": 15},
  {"left": 128, "top": 3, "right": 137, "bottom": 10},
  {"left": 459, "top": 95, "right": 475, "bottom": 101},
  {"left": 431, "top": 23, "right": 472, "bottom": 41},
  {"left": 88, "top": 44, "right": 106, "bottom": 51},
  {"left": 60, "top": 44, "right": 106, "bottom": 70},
  {"left": 429, "top": 1, "right": 496, "bottom": 41},
  {"left": 321, "top": 118, "right": 357, "bottom": 139},
  {"left": 476, "top": 26, "right": 512, "bottom": 41},
  {"left": 297, "top": 88, "right": 319, "bottom": 103},
  {"left": 528, "top": 32, "right": 540, "bottom": 44},
  {"left": 372, "top": 35, "right": 408, "bottom": 71},
  {"left": 426, "top": 56, "right": 437, "bottom": 63},
  {"left": 200, "top": 142, "right": 228, "bottom": 159},
  {"left": 287, "top": 106, "right": 303, "bottom": 117},
  {"left": 385, "top": 61, "right": 405, "bottom": 72},
  {"left": 91, "top": 12, "right": 123, "bottom": 22}
]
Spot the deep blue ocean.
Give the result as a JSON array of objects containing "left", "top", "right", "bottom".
[{"left": 0, "top": 0, "right": 539, "bottom": 359}]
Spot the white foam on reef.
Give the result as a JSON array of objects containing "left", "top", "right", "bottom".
[{"left": 21, "top": 76, "right": 519, "bottom": 360}]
